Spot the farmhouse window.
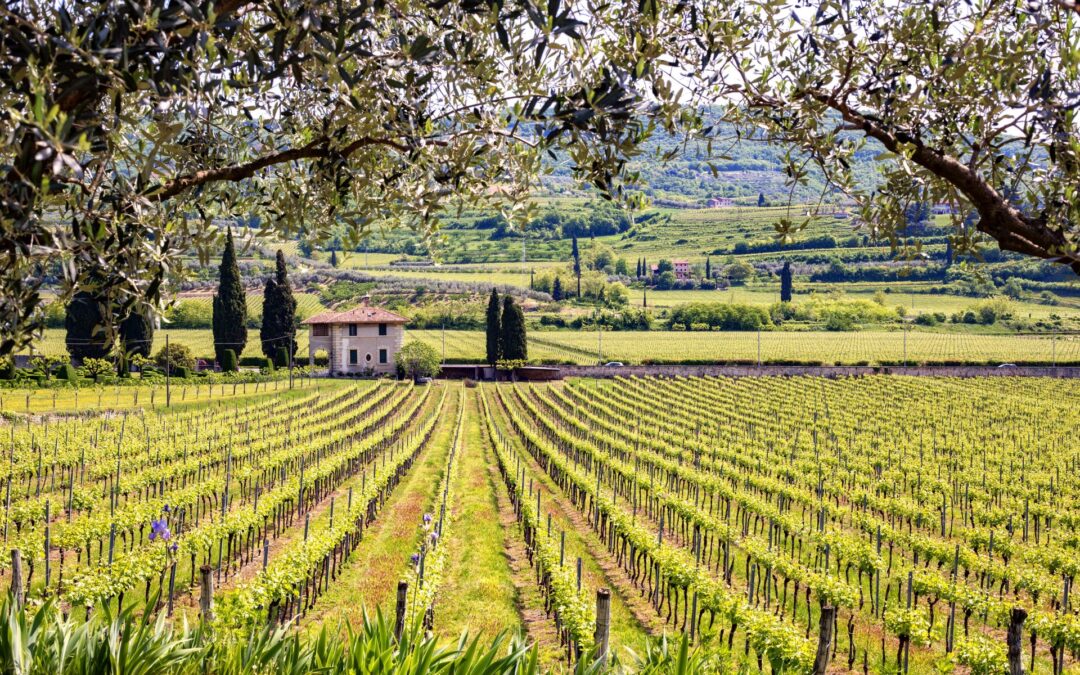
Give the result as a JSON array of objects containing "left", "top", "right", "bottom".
[
  {"left": 349, "top": 349, "right": 358, "bottom": 365},
  {"left": 348, "top": 324, "right": 357, "bottom": 336},
  {"left": 379, "top": 348, "right": 387, "bottom": 364},
  {"left": 378, "top": 323, "right": 387, "bottom": 336},
  {"left": 312, "top": 324, "right": 329, "bottom": 337}
]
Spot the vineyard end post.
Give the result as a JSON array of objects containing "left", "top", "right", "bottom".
[
  {"left": 594, "top": 588, "right": 611, "bottom": 665},
  {"left": 9, "top": 549, "right": 23, "bottom": 607},
  {"left": 394, "top": 581, "right": 408, "bottom": 640},
  {"left": 199, "top": 564, "right": 214, "bottom": 623}
]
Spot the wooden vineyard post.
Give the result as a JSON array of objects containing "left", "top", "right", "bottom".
[
  {"left": 813, "top": 605, "right": 837, "bottom": 675},
  {"left": 394, "top": 581, "right": 408, "bottom": 640},
  {"left": 199, "top": 565, "right": 214, "bottom": 623},
  {"left": 594, "top": 588, "right": 611, "bottom": 666},
  {"left": 1006, "top": 607, "right": 1027, "bottom": 675},
  {"left": 167, "top": 562, "right": 177, "bottom": 616},
  {"left": 10, "top": 549, "right": 23, "bottom": 607}
]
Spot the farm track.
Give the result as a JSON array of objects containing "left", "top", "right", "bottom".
[
  {"left": 437, "top": 390, "right": 523, "bottom": 639},
  {"left": 484, "top": 418, "right": 565, "bottom": 663},
  {"left": 301, "top": 390, "right": 460, "bottom": 628}
]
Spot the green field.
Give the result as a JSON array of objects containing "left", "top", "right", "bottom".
[{"left": 409, "top": 329, "right": 1080, "bottom": 365}]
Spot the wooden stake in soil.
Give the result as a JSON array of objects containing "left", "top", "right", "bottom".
[
  {"left": 9, "top": 549, "right": 23, "bottom": 607},
  {"left": 594, "top": 588, "right": 611, "bottom": 666},
  {"left": 199, "top": 564, "right": 214, "bottom": 623},
  {"left": 395, "top": 581, "right": 408, "bottom": 640}
]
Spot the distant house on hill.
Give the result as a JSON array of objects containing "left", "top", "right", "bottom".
[
  {"left": 931, "top": 203, "right": 955, "bottom": 215},
  {"left": 651, "top": 260, "right": 692, "bottom": 281},
  {"left": 707, "top": 197, "right": 735, "bottom": 208},
  {"left": 303, "top": 298, "right": 407, "bottom": 375}
]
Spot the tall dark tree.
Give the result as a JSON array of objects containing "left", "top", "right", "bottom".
[
  {"left": 552, "top": 277, "right": 563, "bottom": 302},
  {"left": 212, "top": 229, "right": 247, "bottom": 363},
  {"left": 705, "top": 256, "right": 712, "bottom": 279},
  {"left": 571, "top": 236, "right": 581, "bottom": 298},
  {"left": 945, "top": 238, "right": 955, "bottom": 267},
  {"left": 485, "top": 288, "right": 502, "bottom": 365},
  {"left": 261, "top": 250, "right": 297, "bottom": 360},
  {"left": 643, "top": 286, "right": 648, "bottom": 308},
  {"left": 329, "top": 248, "right": 338, "bottom": 267},
  {"left": 643, "top": 258, "right": 649, "bottom": 278},
  {"left": 757, "top": 192, "right": 766, "bottom": 207},
  {"left": 65, "top": 292, "right": 113, "bottom": 361},
  {"left": 119, "top": 307, "right": 153, "bottom": 358},
  {"left": 500, "top": 296, "right": 527, "bottom": 361},
  {"left": 780, "top": 261, "right": 793, "bottom": 303},
  {"left": 635, "top": 258, "right": 642, "bottom": 277}
]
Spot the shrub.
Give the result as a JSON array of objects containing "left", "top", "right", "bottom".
[
  {"left": 220, "top": 349, "right": 238, "bottom": 372},
  {"left": 275, "top": 346, "right": 290, "bottom": 369},
  {"left": 395, "top": 341, "right": 441, "bottom": 380},
  {"left": 81, "top": 357, "right": 113, "bottom": 382},
  {"left": 56, "top": 363, "right": 78, "bottom": 381},
  {"left": 155, "top": 343, "right": 195, "bottom": 372},
  {"left": 0, "top": 358, "right": 15, "bottom": 380},
  {"left": 173, "top": 366, "right": 190, "bottom": 378}
]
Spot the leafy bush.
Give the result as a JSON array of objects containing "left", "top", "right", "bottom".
[
  {"left": 220, "top": 349, "right": 238, "bottom": 372},
  {"left": 155, "top": 343, "right": 195, "bottom": 372},
  {"left": 56, "top": 363, "right": 78, "bottom": 381},
  {"left": 395, "top": 341, "right": 441, "bottom": 380},
  {"left": 668, "top": 303, "right": 772, "bottom": 331},
  {"left": 80, "top": 358, "right": 113, "bottom": 382},
  {"left": 163, "top": 299, "right": 213, "bottom": 328}
]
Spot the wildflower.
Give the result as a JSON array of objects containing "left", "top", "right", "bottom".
[
  {"left": 170, "top": 543, "right": 179, "bottom": 553},
  {"left": 422, "top": 513, "right": 432, "bottom": 524},
  {"left": 162, "top": 504, "right": 170, "bottom": 513},
  {"left": 410, "top": 553, "right": 420, "bottom": 565},
  {"left": 150, "top": 519, "right": 171, "bottom": 542},
  {"left": 430, "top": 531, "right": 439, "bottom": 545}
]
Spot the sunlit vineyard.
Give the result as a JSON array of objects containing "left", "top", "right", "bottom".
[
  {"left": 479, "top": 376, "right": 1080, "bottom": 673},
  {"left": 1, "top": 375, "right": 1076, "bottom": 674},
  {"left": 408, "top": 329, "right": 1080, "bottom": 366}
]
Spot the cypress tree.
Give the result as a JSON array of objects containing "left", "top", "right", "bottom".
[
  {"left": 261, "top": 250, "right": 297, "bottom": 359},
  {"left": 119, "top": 307, "right": 153, "bottom": 358},
  {"left": 500, "top": 296, "right": 527, "bottom": 361},
  {"left": 643, "top": 257, "right": 649, "bottom": 278},
  {"left": 552, "top": 277, "right": 563, "bottom": 301},
  {"left": 758, "top": 192, "right": 766, "bottom": 207},
  {"left": 571, "top": 236, "right": 581, "bottom": 297},
  {"left": 643, "top": 286, "right": 647, "bottom": 308},
  {"left": 212, "top": 228, "right": 247, "bottom": 363},
  {"left": 485, "top": 288, "right": 502, "bottom": 365},
  {"left": 780, "top": 261, "right": 793, "bottom": 302},
  {"left": 329, "top": 248, "right": 338, "bottom": 267},
  {"left": 65, "top": 291, "right": 113, "bottom": 361},
  {"left": 705, "top": 256, "right": 712, "bottom": 279}
]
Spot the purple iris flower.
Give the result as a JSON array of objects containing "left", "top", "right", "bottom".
[
  {"left": 162, "top": 504, "right": 170, "bottom": 513},
  {"left": 149, "top": 519, "right": 171, "bottom": 542},
  {"left": 422, "top": 513, "right": 432, "bottom": 524},
  {"left": 430, "top": 531, "right": 439, "bottom": 544},
  {"left": 170, "top": 543, "right": 179, "bottom": 553},
  {"left": 410, "top": 553, "right": 420, "bottom": 565}
]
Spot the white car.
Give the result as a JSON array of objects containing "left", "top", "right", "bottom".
[{"left": 603, "top": 362, "right": 624, "bottom": 367}]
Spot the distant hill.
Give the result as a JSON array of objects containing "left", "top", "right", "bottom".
[{"left": 541, "top": 119, "right": 884, "bottom": 204}]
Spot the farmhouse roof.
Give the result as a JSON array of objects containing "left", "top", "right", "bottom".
[{"left": 303, "top": 306, "right": 408, "bottom": 325}]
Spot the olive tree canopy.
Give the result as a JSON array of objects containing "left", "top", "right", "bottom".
[
  {"left": 0, "top": 0, "right": 686, "bottom": 354},
  {"left": 680, "top": 0, "right": 1080, "bottom": 272},
  {"left": 3, "top": 0, "right": 1079, "bottom": 356}
]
